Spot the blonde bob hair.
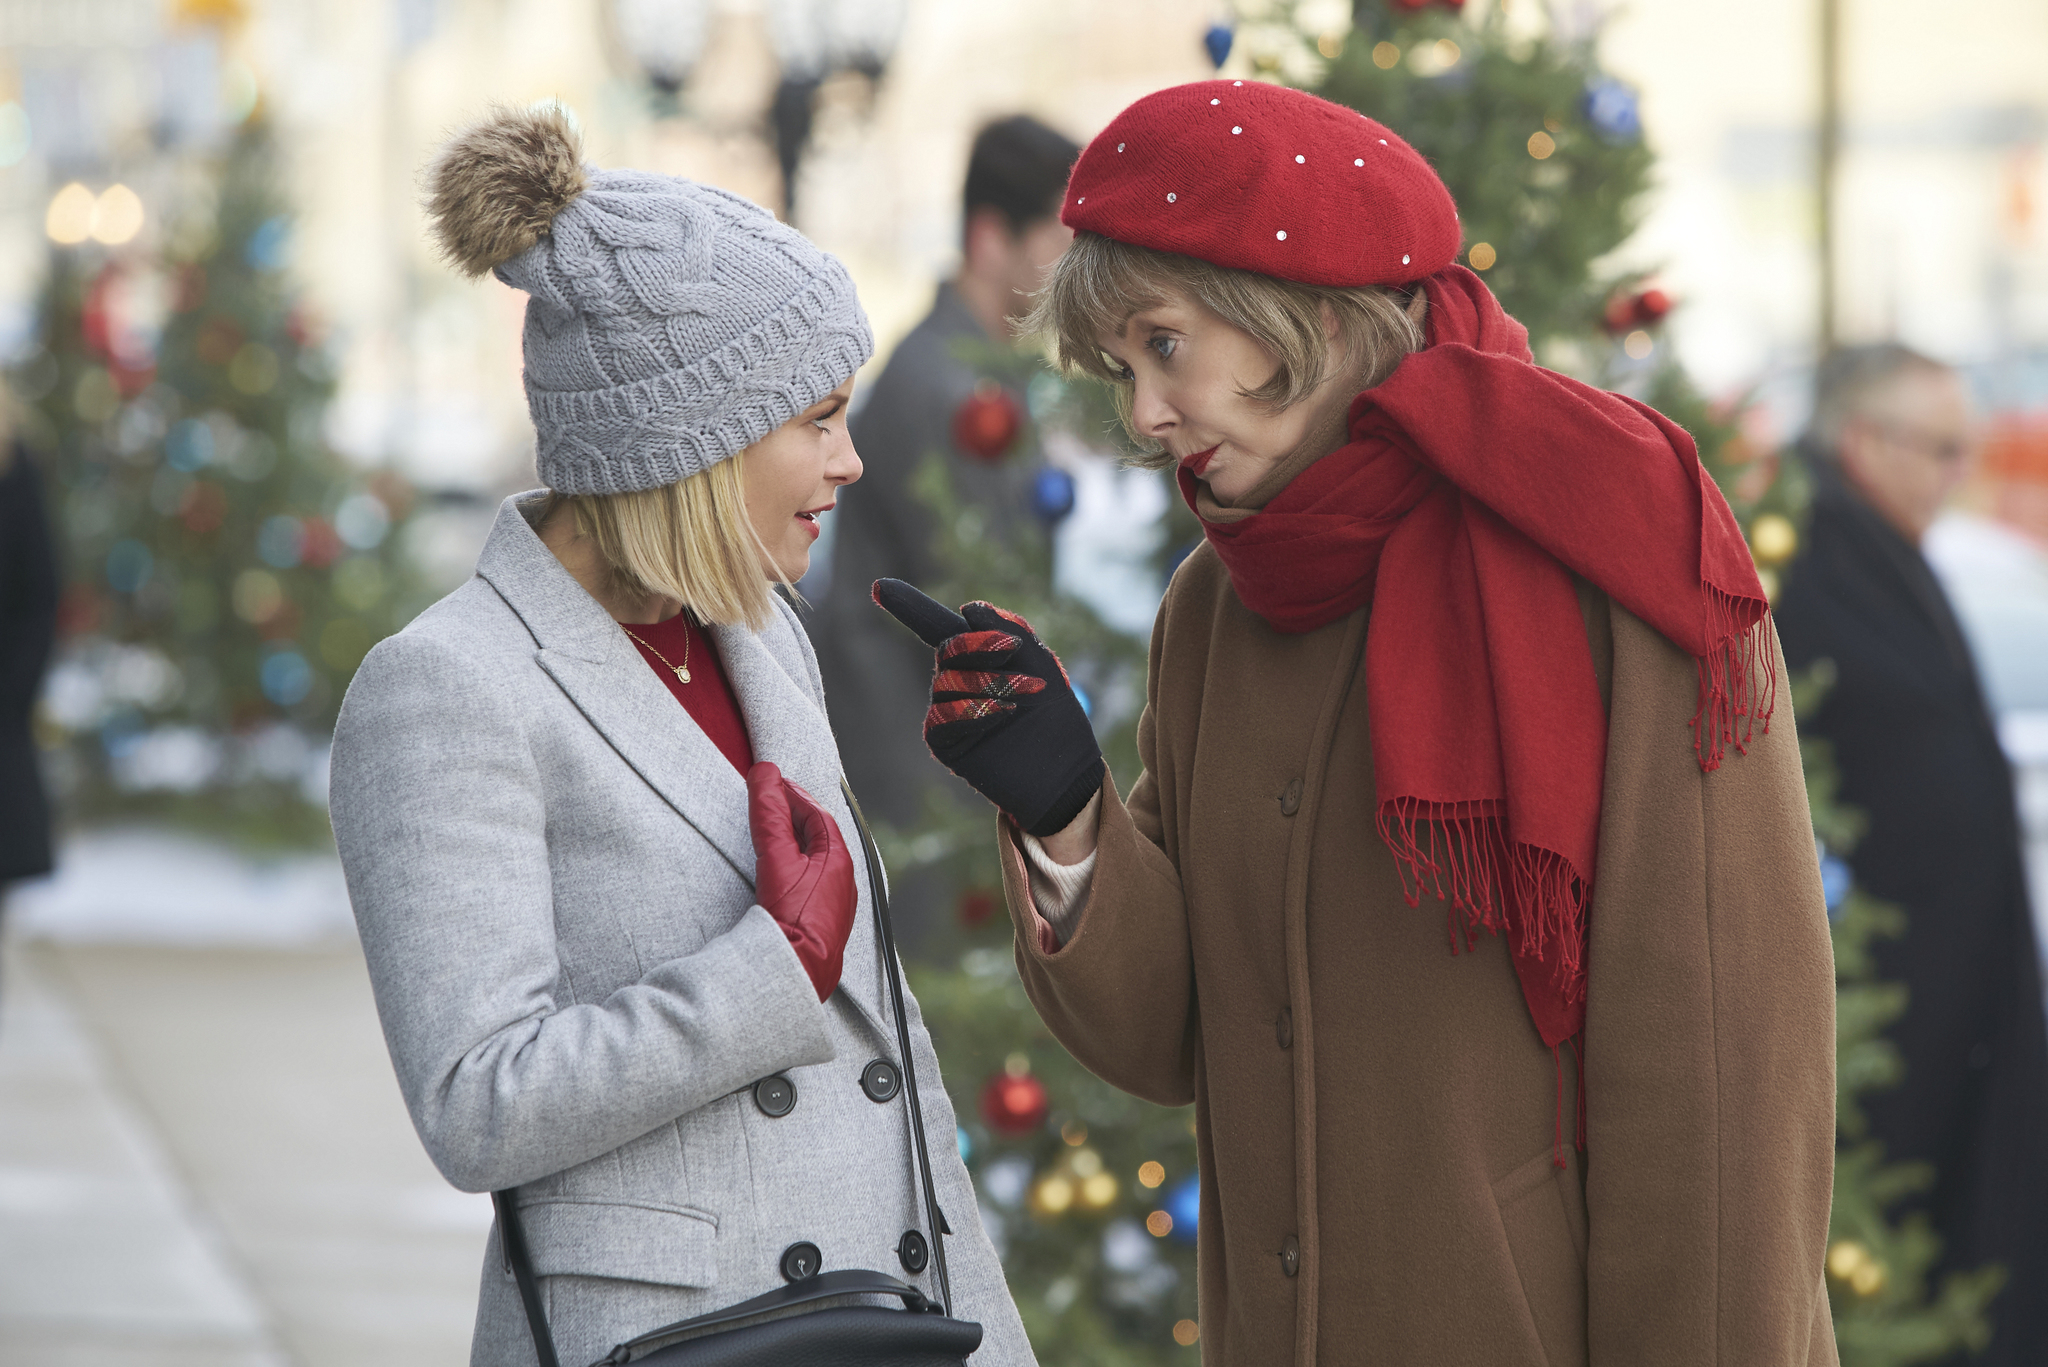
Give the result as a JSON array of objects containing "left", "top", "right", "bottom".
[
  {"left": 1027, "top": 231, "right": 1428, "bottom": 467},
  {"left": 540, "top": 451, "right": 784, "bottom": 631}
]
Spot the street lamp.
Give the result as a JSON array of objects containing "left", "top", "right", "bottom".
[{"left": 763, "top": 0, "right": 906, "bottom": 218}]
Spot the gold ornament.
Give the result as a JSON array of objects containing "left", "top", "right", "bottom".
[
  {"left": 1749, "top": 513, "right": 1799, "bottom": 566},
  {"left": 1029, "top": 1174, "right": 1075, "bottom": 1218},
  {"left": 1826, "top": 1239, "right": 1867, "bottom": 1280}
]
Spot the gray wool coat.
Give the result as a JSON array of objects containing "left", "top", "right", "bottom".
[{"left": 328, "top": 494, "right": 1033, "bottom": 1367}]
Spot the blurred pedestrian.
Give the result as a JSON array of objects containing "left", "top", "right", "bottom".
[
  {"left": 878, "top": 82, "right": 1838, "bottom": 1364},
  {"left": 0, "top": 410, "right": 61, "bottom": 964},
  {"left": 1777, "top": 344, "right": 2048, "bottom": 1364},
  {"left": 808, "top": 115, "right": 1078, "bottom": 951},
  {"left": 329, "top": 108, "right": 1031, "bottom": 1367}
]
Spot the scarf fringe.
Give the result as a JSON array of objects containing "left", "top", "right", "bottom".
[
  {"left": 1691, "top": 591, "right": 1778, "bottom": 772},
  {"left": 1375, "top": 798, "right": 1590, "bottom": 1002}
]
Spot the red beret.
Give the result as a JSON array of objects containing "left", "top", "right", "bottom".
[{"left": 1061, "top": 80, "right": 1461, "bottom": 288}]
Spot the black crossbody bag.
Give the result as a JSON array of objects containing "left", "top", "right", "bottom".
[{"left": 491, "top": 781, "right": 982, "bottom": 1367}]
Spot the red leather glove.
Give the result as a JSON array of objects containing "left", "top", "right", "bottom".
[{"left": 747, "top": 762, "right": 857, "bottom": 1002}]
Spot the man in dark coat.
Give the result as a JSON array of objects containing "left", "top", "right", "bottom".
[
  {"left": 808, "top": 115, "right": 1078, "bottom": 949},
  {"left": 1776, "top": 344, "right": 2048, "bottom": 1363},
  {"left": 1, "top": 438, "right": 60, "bottom": 907}
]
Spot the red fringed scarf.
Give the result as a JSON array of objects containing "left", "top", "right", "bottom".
[{"left": 1183, "top": 266, "right": 1773, "bottom": 1068}]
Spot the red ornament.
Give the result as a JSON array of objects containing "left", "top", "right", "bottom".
[
  {"left": 299, "top": 517, "right": 344, "bottom": 569},
  {"left": 980, "top": 1068, "right": 1050, "bottom": 1137},
  {"left": 957, "top": 889, "right": 996, "bottom": 927},
  {"left": 952, "top": 380, "right": 1023, "bottom": 462},
  {"left": 1603, "top": 286, "right": 1674, "bottom": 335}
]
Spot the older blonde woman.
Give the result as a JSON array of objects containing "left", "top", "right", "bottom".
[
  {"left": 328, "top": 108, "right": 1031, "bottom": 1367},
  {"left": 877, "top": 81, "right": 1837, "bottom": 1366}
]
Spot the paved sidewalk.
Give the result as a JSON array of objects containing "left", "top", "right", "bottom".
[{"left": 0, "top": 935, "right": 487, "bottom": 1367}]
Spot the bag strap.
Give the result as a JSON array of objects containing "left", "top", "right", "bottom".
[
  {"left": 841, "top": 776, "right": 956, "bottom": 1318},
  {"left": 493, "top": 1189, "right": 563, "bottom": 1367},
  {"left": 491, "top": 778, "right": 954, "bottom": 1367}
]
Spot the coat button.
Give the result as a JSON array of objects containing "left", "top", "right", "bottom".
[
  {"left": 1279, "top": 778, "right": 1303, "bottom": 817},
  {"left": 1279, "top": 1235, "right": 1301, "bottom": 1278},
  {"left": 780, "top": 1241, "right": 822, "bottom": 1282},
  {"left": 861, "top": 1059, "right": 902, "bottom": 1103},
  {"left": 897, "top": 1229, "right": 930, "bottom": 1274},
  {"left": 753, "top": 1074, "right": 796, "bottom": 1117},
  {"left": 1275, "top": 1008, "right": 1293, "bottom": 1050}
]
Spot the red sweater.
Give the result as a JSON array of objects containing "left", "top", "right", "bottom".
[{"left": 624, "top": 611, "right": 755, "bottom": 775}]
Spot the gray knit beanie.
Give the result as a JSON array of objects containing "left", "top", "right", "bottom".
[{"left": 424, "top": 104, "right": 873, "bottom": 495}]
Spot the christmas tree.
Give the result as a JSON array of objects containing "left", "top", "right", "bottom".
[{"left": 13, "top": 114, "right": 420, "bottom": 849}]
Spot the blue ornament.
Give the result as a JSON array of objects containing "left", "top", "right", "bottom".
[
  {"left": 1581, "top": 78, "right": 1641, "bottom": 143},
  {"left": 1031, "top": 466, "right": 1077, "bottom": 524},
  {"left": 1819, "top": 851, "right": 1853, "bottom": 920},
  {"left": 1163, "top": 1174, "right": 1200, "bottom": 1243},
  {"left": 1203, "top": 23, "right": 1234, "bottom": 70}
]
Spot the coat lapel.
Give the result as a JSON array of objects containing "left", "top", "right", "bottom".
[
  {"left": 714, "top": 616, "right": 889, "bottom": 1038},
  {"left": 476, "top": 494, "right": 755, "bottom": 883},
  {"left": 475, "top": 494, "right": 890, "bottom": 1035}
]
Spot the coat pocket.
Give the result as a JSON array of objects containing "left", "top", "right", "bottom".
[
  {"left": 1492, "top": 1148, "right": 1588, "bottom": 1367},
  {"left": 520, "top": 1198, "right": 720, "bottom": 1289}
]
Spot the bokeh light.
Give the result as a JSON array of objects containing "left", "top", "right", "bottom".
[
  {"left": 1527, "top": 130, "right": 1556, "bottom": 160},
  {"left": 1468, "top": 242, "right": 1497, "bottom": 271},
  {"left": 90, "top": 185, "right": 145, "bottom": 245},
  {"left": 46, "top": 183, "right": 97, "bottom": 245}
]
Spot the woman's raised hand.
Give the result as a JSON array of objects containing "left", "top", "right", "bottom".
[
  {"left": 871, "top": 579, "right": 1105, "bottom": 838},
  {"left": 746, "top": 763, "right": 857, "bottom": 1002}
]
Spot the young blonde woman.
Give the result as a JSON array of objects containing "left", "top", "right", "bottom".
[
  {"left": 877, "top": 82, "right": 1838, "bottom": 1366},
  {"left": 328, "top": 107, "right": 1032, "bottom": 1367}
]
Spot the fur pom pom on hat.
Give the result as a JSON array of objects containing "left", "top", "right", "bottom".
[
  {"left": 1061, "top": 80, "right": 1460, "bottom": 287},
  {"left": 425, "top": 103, "right": 589, "bottom": 278},
  {"left": 424, "top": 104, "right": 873, "bottom": 495}
]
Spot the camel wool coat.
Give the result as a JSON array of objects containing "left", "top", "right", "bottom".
[{"left": 997, "top": 544, "right": 1839, "bottom": 1367}]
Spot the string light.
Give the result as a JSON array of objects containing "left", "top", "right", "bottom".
[
  {"left": 1137, "top": 1161, "right": 1166, "bottom": 1188},
  {"left": 1527, "top": 130, "right": 1556, "bottom": 160},
  {"left": 1468, "top": 242, "right": 1497, "bottom": 270},
  {"left": 1623, "top": 329, "right": 1653, "bottom": 359},
  {"left": 1372, "top": 41, "right": 1400, "bottom": 69},
  {"left": 1173, "top": 1320, "right": 1200, "bottom": 1346},
  {"left": 1316, "top": 31, "right": 1344, "bottom": 59},
  {"left": 1145, "top": 1210, "right": 1173, "bottom": 1237}
]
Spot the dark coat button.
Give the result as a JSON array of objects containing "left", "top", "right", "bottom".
[
  {"left": 897, "top": 1229, "right": 930, "bottom": 1273},
  {"left": 1275, "top": 1008, "right": 1293, "bottom": 1050},
  {"left": 1279, "top": 778, "right": 1303, "bottom": 817},
  {"left": 753, "top": 1074, "right": 796, "bottom": 1117},
  {"left": 861, "top": 1059, "right": 902, "bottom": 1103},
  {"left": 1279, "top": 1235, "right": 1300, "bottom": 1278},
  {"left": 780, "top": 1241, "right": 822, "bottom": 1282}
]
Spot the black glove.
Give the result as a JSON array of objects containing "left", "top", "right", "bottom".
[{"left": 872, "top": 578, "right": 1104, "bottom": 838}]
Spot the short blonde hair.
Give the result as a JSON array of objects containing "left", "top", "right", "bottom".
[
  {"left": 542, "top": 452, "right": 780, "bottom": 631},
  {"left": 1027, "top": 232, "right": 1427, "bottom": 466}
]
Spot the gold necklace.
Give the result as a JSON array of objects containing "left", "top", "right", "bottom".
[{"left": 621, "top": 617, "right": 692, "bottom": 685}]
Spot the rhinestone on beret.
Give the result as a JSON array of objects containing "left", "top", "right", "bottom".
[{"left": 1060, "top": 79, "right": 1461, "bottom": 287}]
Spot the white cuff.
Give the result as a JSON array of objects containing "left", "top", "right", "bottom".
[{"left": 1017, "top": 793, "right": 1100, "bottom": 948}]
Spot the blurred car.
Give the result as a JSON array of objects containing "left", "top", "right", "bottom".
[{"left": 1923, "top": 511, "right": 2048, "bottom": 976}]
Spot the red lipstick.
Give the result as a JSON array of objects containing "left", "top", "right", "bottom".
[{"left": 1180, "top": 445, "right": 1219, "bottom": 477}]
